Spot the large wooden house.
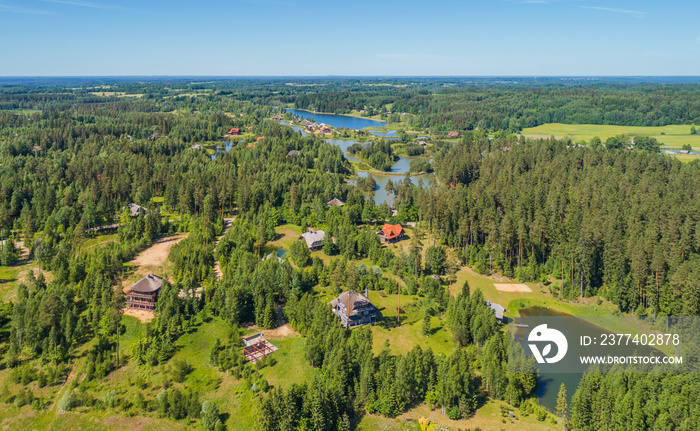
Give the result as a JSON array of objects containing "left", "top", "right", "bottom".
[
  {"left": 330, "top": 291, "right": 378, "bottom": 328},
  {"left": 300, "top": 230, "right": 325, "bottom": 251},
  {"left": 377, "top": 223, "right": 404, "bottom": 244},
  {"left": 126, "top": 274, "right": 163, "bottom": 311}
]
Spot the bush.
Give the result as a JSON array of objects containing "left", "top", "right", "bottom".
[
  {"left": 58, "top": 390, "right": 74, "bottom": 411},
  {"left": 172, "top": 359, "right": 193, "bottom": 383}
]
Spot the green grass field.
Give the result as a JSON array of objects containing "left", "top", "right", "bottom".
[{"left": 522, "top": 123, "right": 700, "bottom": 149}]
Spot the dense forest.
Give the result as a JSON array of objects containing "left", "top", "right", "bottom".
[{"left": 1, "top": 79, "right": 699, "bottom": 430}]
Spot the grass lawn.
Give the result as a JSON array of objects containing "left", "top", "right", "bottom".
[{"left": 80, "top": 233, "right": 118, "bottom": 251}]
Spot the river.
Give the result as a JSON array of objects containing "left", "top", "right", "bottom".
[{"left": 280, "top": 113, "right": 434, "bottom": 206}]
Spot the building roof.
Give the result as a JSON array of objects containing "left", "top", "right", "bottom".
[
  {"left": 190, "top": 144, "right": 204, "bottom": 150},
  {"left": 228, "top": 128, "right": 240, "bottom": 134},
  {"left": 247, "top": 126, "right": 253, "bottom": 130},
  {"left": 330, "top": 291, "right": 375, "bottom": 318},
  {"left": 381, "top": 223, "right": 404, "bottom": 240},
  {"left": 242, "top": 333, "right": 266, "bottom": 346},
  {"left": 287, "top": 150, "right": 299, "bottom": 156},
  {"left": 486, "top": 301, "right": 505, "bottom": 320},
  {"left": 128, "top": 274, "right": 163, "bottom": 294},
  {"left": 256, "top": 136, "right": 265, "bottom": 141},
  {"left": 327, "top": 198, "right": 345, "bottom": 207},
  {"left": 447, "top": 131, "right": 460, "bottom": 137},
  {"left": 300, "top": 230, "right": 325, "bottom": 248},
  {"left": 125, "top": 203, "right": 146, "bottom": 217}
]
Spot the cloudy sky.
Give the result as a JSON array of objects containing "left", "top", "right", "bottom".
[{"left": 0, "top": 0, "right": 698, "bottom": 76}]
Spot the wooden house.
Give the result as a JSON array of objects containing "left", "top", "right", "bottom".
[
  {"left": 227, "top": 128, "right": 241, "bottom": 135},
  {"left": 327, "top": 198, "right": 345, "bottom": 207},
  {"left": 447, "top": 131, "right": 460, "bottom": 138},
  {"left": 330, "top": 291, "right": 378, "bottom": 328},
  {"left": 124, "top": 203, "right": 146, "bottom": 217},
  {"left": 486, "top": 301, "right": 505, "bottom": 322},
  {"left": 299, "top": 230, "right": 325, "bottom": 251},
  {"left": 126, "top": 274, "right": 163, "bottom": 311},
  {"left": 377, "top": 223, "right": 404, "bottom": 244}
]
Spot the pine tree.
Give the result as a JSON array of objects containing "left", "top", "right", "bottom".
[
  {"left": 556, "top": 383, "right": 568, "bottom": 429},
  {"left": 421, "top": 311, "right": 432, "bottom": 336}
]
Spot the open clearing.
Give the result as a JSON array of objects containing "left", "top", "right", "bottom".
[
  {"left": 522, "top": 123, "right": 700, "bottom": 149},
  {"left": 128, "top": 234, "right": 187, "bottom": 277},
  {"left": 494, "top": 283, "right": 533, "bottom": 293}
]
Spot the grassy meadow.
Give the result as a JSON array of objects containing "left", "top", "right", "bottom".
[{"left": 521, "top": 123, "right": 700, "bottom": 151}]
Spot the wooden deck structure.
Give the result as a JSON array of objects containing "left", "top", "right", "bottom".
[{"left": 241, "top": 333, "right": 278, "bottom": 364}]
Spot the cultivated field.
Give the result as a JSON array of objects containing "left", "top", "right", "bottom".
[{"left": 522, "top": 123, "right": 700, "bottom": 149}]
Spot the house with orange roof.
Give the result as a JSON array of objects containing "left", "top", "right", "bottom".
[
  {"left": 256, "top": 136, "right": 265, "bottom": 142},
  {"left": 447, "top": 131, "right": 460, "bottom": 138},
  {"left": 228, "top": 128, "right": 240, "bottom": 135},
  {"left": 377, "top": 223, "right": 404, "bottom": 244}
]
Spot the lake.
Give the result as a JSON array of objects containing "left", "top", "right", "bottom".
[
  {"left": 211, "top": 140, "right": 237, "bottom": 160},
  {"left": 286, "top": 108, "right": 386, "bottom": 130},
  {"left": 515, "top": 307, "right": 664, "bottom": 412}
]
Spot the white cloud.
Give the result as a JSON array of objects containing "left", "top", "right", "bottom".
[
  {"left": 38, "top": 0, "right": 120, "bottom": 10},
  {"left": 0, "top": 4, "right": 53, "bottom": 14},
  {"left": 579, "top": 6, "right": 644, "bottom": 18}
]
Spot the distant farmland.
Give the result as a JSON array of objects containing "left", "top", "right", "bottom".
[{"left": 521, "top": 123, "right": 700, "bottom": 149}]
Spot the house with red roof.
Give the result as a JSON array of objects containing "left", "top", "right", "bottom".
[
  {"left": 447, "top": 131, "right": 460, "bottom": 138},
  {"left": 256, "top": 136, "right": 265, "bottom": 142},
  {"left": 377, "top": 223, "right": 404, "bottom": 244},
  {"left": 228, "top": 128, "right": 240, "bottom": 135},
  {"left": 247, "top": 126, "right": 253, "bottom": 131}
]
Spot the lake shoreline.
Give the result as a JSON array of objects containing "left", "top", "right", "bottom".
[{"left": 286, "top": 108, "right": 387, "bottom": 124}]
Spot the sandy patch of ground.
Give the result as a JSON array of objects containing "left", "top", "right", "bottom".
[
  {"left": 123, "top": 308, "right": 154, "bottom": 323},
  {"left": 494, "top": 283, "right": 532, "bottom": 293},
  {"left": 213, "top": 218, "right": 235, "bottom": 279},
  {"left": 128, "top": 234, "right": 187, "bottom": 277},
  {"left": 263, "top": 323, "right": 297, "bottom": 339},
  {"left": 18, "top": 267, "right": 54, "bottom": 285}
]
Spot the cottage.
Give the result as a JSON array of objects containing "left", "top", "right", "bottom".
[
  {"left": 272, "top": 115, "right": 283, "bottom": 121},
  {"left": 330, "top": 291, "right": 378, "bottom": 328},
  {"left": 417, "top": 140, "right": 427, "bottom": 146},
  {"left": 299, "top": 230, "right": 325, "bottom": 251},
  {"left": 247, "top": 126, "right": 253, "bottom": 130},
  {"left": 256, "top": 136, "right": 265, "bottom": 142},
  {"left": 190, "top": 144, "right": 204, "bottom": 150},
  {"left": 124, "top": 203, "right": 146, "bottom": 217},
  {"left": 227, "top": 128, "right": 241, "bottom": 135},
  {"left": 377, "top": 223, "right": 404, "bottom": 244},
  {"left": 486, "top": 301, "right": 505, "bottom": 322},
  {"left": 287, "top": 150, "right": 300, "bottom": 157},
  {"left": 318, "top": 127, "right": 332, "bottom": 135},
  {"left": 126, "top": 274, "right": 163, "bottom": 311},
  {"left": 447, "top": 131, "right": 460, "bottom": 138},
  {"left": 327, "top": 198, "right": 345, "bottom": 207}
]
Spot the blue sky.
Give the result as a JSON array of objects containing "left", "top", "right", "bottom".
[{"left": 0, "top": 0, "right": 698, "bottom": 76}]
